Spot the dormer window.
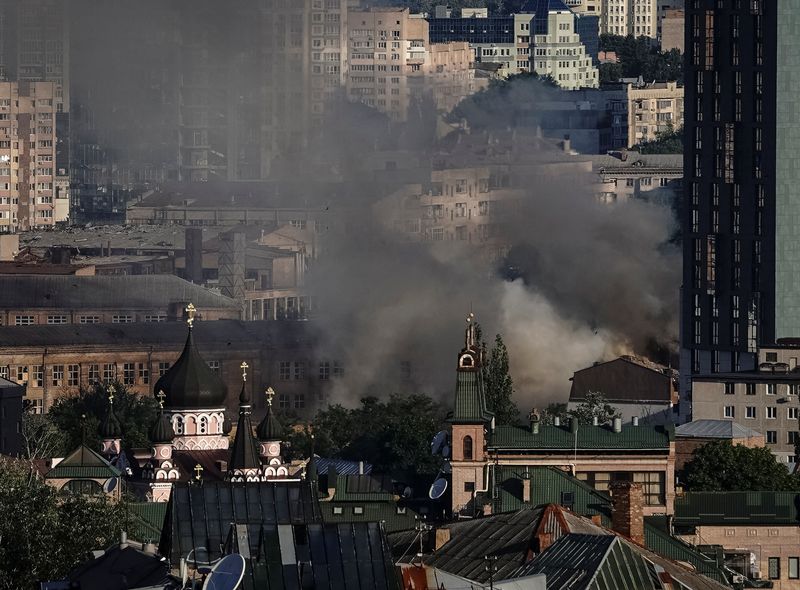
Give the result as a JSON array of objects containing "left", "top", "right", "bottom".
[{"left": 459, "top": 354, "right": 475, "bottom": 368}]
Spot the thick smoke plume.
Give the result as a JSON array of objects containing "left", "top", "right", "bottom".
[{"left": 308, "top": 132, "right": 680, "bottom": 408}]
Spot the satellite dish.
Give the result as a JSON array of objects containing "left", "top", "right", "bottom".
[
  {"left": 440, "top": 460, "right": 452, "bottom": 475},
  {"left": 103, "top": 477, "right": 118, "bottom": 493},
  {"left": 203, "top": 554, "right": 246, "bottom": 590},
  {"left": 441, "top": 444, "right": 450, "bottom": 459},
  {"left": 431, "top": 431, "right": 448, "bottom": 455},
  {"left": 429, "top": 477, "right": 448, "bottom": 500},
  {"left": 403, "top": 486, "right": 413, "bottom": 498}
]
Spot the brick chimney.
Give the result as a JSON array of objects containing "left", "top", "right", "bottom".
[
  {"left": 435, "top": 527, "right": 451, "bottom": 550},
  {"left": 610, "top": 481, "right": 644, "bottom": 546}
]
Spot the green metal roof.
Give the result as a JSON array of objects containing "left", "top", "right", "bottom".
[
  {"left": 128, "top": 502, "right": 169, "bottom": 544},
  {"left": 491, "top": 465, "right": 612, "bottom": 522},
  {"left": 45, "top": 444, "right": 121, "bottom": 480},
  {"left": 450, "top": 370, "right": 494, "bottom": 423},
  {"left": 643, "top": 517, "right": 729, "bottom": 584},
  {"left": 674, "top": 491, "right": 800, "bottom": 526},
  {"left": 489, "top": 423, "right": 671, "bottom": 451},
  {"left": 322, "top": 502, "right": 420, "bottom": 533}
]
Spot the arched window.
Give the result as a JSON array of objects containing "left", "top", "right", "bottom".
[
  {"left": 463, "top": 435, "right": 473, "bottom": 461},
  {"left": 174, "top": 415, "right": 184, "bottom": 435}
]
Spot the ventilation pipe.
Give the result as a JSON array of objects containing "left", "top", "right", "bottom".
[
  {"left": 554, "top": 416, "right": 561, "bottom": 427},
  {"left": 612, "top": 417, "right": 622, "bottom": 433},
  {"left": 632, "top": 416, "right": 640, "bottom": 427}
]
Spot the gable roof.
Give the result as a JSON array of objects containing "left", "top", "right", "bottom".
[
  {"left": 489, "top": 422, "right": 671, "bottom": 451},
  {"left": 66, "top": 545, "right": 171, "bottom": 590},
  {"left": 675, "top": 419, "right": 762, "bottom": 439},
  {"left": 569, "top": 357, "right": 674, "bottom": 403},
  {"left": 46, "top": 444, "right": 121, "bottom": 479}
]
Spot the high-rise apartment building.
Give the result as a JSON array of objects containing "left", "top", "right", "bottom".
[
  {"left": 0, "top": 81, "right": 67, "bottom": 231},
  {"left": 681, "top": 1, "right": 800, "bottom": 467},
  {"left": 601, "top": 0, "right": 657, "bottom": 37}
]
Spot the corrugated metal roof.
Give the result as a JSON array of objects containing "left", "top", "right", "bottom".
[
  {"left": 675, "top": 419, "right": 762, "bottom": 439},
  {"left": 128, "top": 502, "right": 169, "bottom": 544},
  {"left": 322, "top": 502, "right": 420, "bottom": 533},
  {"left": 491, "top": 465, "right": 611, "bottom": 521},
  {"left": 675, "top": 491, "right": 800, "bottom": 526},
  {"left": 317, "top": 458, "right": 373, "bottom": 476},
  {"left": 643, "top": 519, "right": 729, "bottom": 584},
  {"left": 45, "top": 444, "right": 121, "bottom": 479},
  {"left": 490, "top": 422, "right": 671, "bottom": 451},
  {"left": 0, "top": 275, "right": 238, "bottom": 310}
]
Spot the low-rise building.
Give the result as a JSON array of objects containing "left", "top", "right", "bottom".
[
  {"left": 674, "top": 491, "right": 800, "bottom": 589},
  {"left": 569, "top": 355, "right": 679, "bottom": 424},
  {"left": 0, "top": 274, "right": 240, "bottom": 327},
  {"left": 674, "top": 419, "right": 764, "bottom": 471},
  {"left": 589, "top": 150, "right": 682, "bottom": 203}
]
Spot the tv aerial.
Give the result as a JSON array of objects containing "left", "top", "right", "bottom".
[
  {"left": 202, "top": 553, "right": 246, "bottom": 590},
  {"left": 429, "top": 477, "right": 448, "bottom": 500}
]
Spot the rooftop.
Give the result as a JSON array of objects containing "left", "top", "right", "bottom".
[
  {"left": 674, "top": 491, "right": 800, "bottom": 526},
  {"left": 0, "top": 274, "right": 238, "bottom": 310},
  {"left": 45, "top": 444, "right": 121, "bottom": 480},
  {"left": 675, "top": 419, "right": 763, "bottom": 440},
  {"left": 489, "top": 422, "right": 672, "bottom": 451},
  {"left": 569, "top": 356, "right": 676, "bottom": 404}
]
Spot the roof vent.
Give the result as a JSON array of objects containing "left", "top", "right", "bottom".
[
  {"left": 612, "top": 417, "right": 622, "bottom": 433},
  {"left": 553, "top": 416, "right": 561, "bottom": 427},
  {"left": 592, "top": 416, "right": 599, "bottom": 426},
  {"left": 632, "top": 416, "right": 640, "bottom": 427}
]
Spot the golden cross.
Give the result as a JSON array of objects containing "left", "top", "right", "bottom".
[
  {"left": 107, "top": 384, "right": 116, "bottom": 405},
  {"left": 467, "top": 312, "right": 474, "bottom": 324},
  {"left": 156, "top": 390, "right": 166, "bottom": 409},
  {"left": 194, "top": 464, "right": 203, "bottom": 480},
  {"left": 185, "top": 303, "right": 197, "bottom": 328},
  {"left": 240, "top": 361, "right": 249, "bottom": 382},
  {"left": 266, "top": 387, "right": 275, "bottom": 406}
]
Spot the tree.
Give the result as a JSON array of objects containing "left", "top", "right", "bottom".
[
  {"left": 21, "top": 412, "right": 67, "bottom": 462},
  {"left": 49, "top": 381, "right": 159, "bottom": 455},
  {"left": 483, "top": 334, "right": 520, "bottom": 424},
  {"left": 0, "top": 458, "right": 128, "bottom": 589},
  {"left": 599, "top": 34, "right": 682, "bottom": 82},
  {"left": 291, "top": 394, "right": 447, "bottom": 476},
  {"left": 541, "top": 402, "right": 568, "bottom": 425},
  {"left": 683, "top": 441, "right": 800, "bottom": 491},
  {"left": 632, "top": 125, "right": 683, "bottom": 154},
  {"left": 569, "top": 391, "right": 621, "bottom": 425}
]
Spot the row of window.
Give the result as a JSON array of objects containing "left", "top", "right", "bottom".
[
  {"left": 278, "top": 361, "right": 345, "bottom": 381},
  {"left": 724, "top": 382, "right": 800, "bottom": 396},
  {"left": 0, "top": 362, "right": 174, "bottom": 388},
  {"left": 723, "top": 404, "right": 800, "bottom": 421},
  {"left": 9, "top": 313, "right": 166, "bottom": 326},
  {"left": 768, "top": 556, "right": 800, "bottom": 580}
]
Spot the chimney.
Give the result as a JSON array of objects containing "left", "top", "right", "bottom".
[
  {"left": 562, "top": 134, "right": 571, "bottom": 152},
  {"left": 120, "top": 531, "right": 128, "bottom": 548},
  {"left": 632, "top": 416, "right": 640, "bottom": 427},
  {"left": 522, "top": 477, "right": 531, "bottom": 503},
  {"left": 610, "top": 481, "right": 645, "bottom": 546},
  {"left": 554, "top": 416, "right": 560, "bottom": 427},
  {"left": 529, "top": 408, "right": 540, "bottom": 434},
  {"left": 435, "top": 527, "right": 451, "bottom": 550},
  {"left": 592, "top": 416, "right": 599, "bottom": 426},
  {"left": 612, "top": 417, "right": 622, "bottom": 433},
  {"left": 358, "top": 461, "right": 365, "bottom": 475}
]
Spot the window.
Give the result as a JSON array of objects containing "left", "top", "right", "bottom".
[
  {"left": 112, "top": 315, "right": 132, "bottom": 324},
  {"left": 88, "top": 364, "right": 100, "bottom": 383},
  {"left": 463, "top": 435, "right": 473, "bottom": 461},
  {"left": 769, "top": 557, "right": 780, "bottom": 580},
  {"left": 767, "top": 431, "right": 777, "bottom": 445},
  {"left": 103, "top": 364, "right": 115, "bottom": 382},
  {"left": 724, "top": 406, "right": 735, "bottom": 419},
  {"left": 207, "top": 360, "right": 220, "bottom": 374},
  {"left": 766, "top": 352, "right": 778, "bottom": 362},
  {"left": 333, "top": 362, "right": 344, "bottom": 378},
  {"left": 746, "top": 406, "right": 756, "bottom": 419},
  {"left": 294, "top": 394, "right": 305, "bottom": 409},
  {"left": 67, "top": 365, "right": 79, "bottom": 387},
  {"left": 47, "top": 315, "right": 67, "bottom": 325},
  {"left": 746, "top": 383, "right": 756, "bottom": 395},
  {"left": 464, "top": 481, "right": 475, "bottom": 493},
  {"left": 29, "top": 398, "right": 43, "bottom": 414},
  {"left": 123, "top": 363, "right": 135, "bottom": 385},
  {"left": 51, "top": 365, "right": 64, "bottom": 387},
  {"left": 294, "top": 362, "right": 306, "bottom": 380},
  {"left": 766, "top": 383, "right": 776, "bottom": 395},
  {"left": 789, "top": 557, "right": 799, "bottom": 579},
  {"left": 790, "top": 408, "right": 799, "bottom": 420},
  {"left": 319, "top": 361, "right": 330, "bottom": 380},
  {"left": 279, "top": 361, "right": 291, "bottom": 380},
  {"left": 138, "top": 363, "right": 149, "bottom": 385},
  {"left": 766, "top": 407, "right": 777, "bottom": 419},
  {"left": 332, "top": 506, "right": 343, "bottom": 515},
  {"left": 15, "top": 315, "right": 34, "bottom": 326},
  {"left": 789, "top": 432, "right": 800, "bottom": 445},
  {"left": 158, "top": 362, "right": 170, "bottom": 377},
  {"left": 79, "top": 315, "right": 100, "bottom": 324},
  {"left": 143, "top": 314, "right": 166, "bottom": 323},
  {"left": 634, "top": 472, "right": 665, "bottom": 506},
  {"left": 278, "top": 393, "right": 290, "bottom": 409},
  {"left": 724, "top": 383, "right": 734, "bottom": 395},
  {"left": 353, "top": 506, "right": 364, "bottom": 515}
]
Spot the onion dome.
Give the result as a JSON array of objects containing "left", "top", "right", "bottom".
[
  {"left": 150, "top": 408, "right": 175, "bottom": 444},
  {"left": 256, "top": 387, "right": 282, "bottom": 441},
  {"left": 153, "top": 321, "right": 227, "bottom": 409},
  {"left": 99, "top": 390, "right": 123, "bottom": 439}
]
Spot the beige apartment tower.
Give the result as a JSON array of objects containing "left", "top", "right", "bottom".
[{"left": 0, "top": 81, "right": 66, "bottom": 231}]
